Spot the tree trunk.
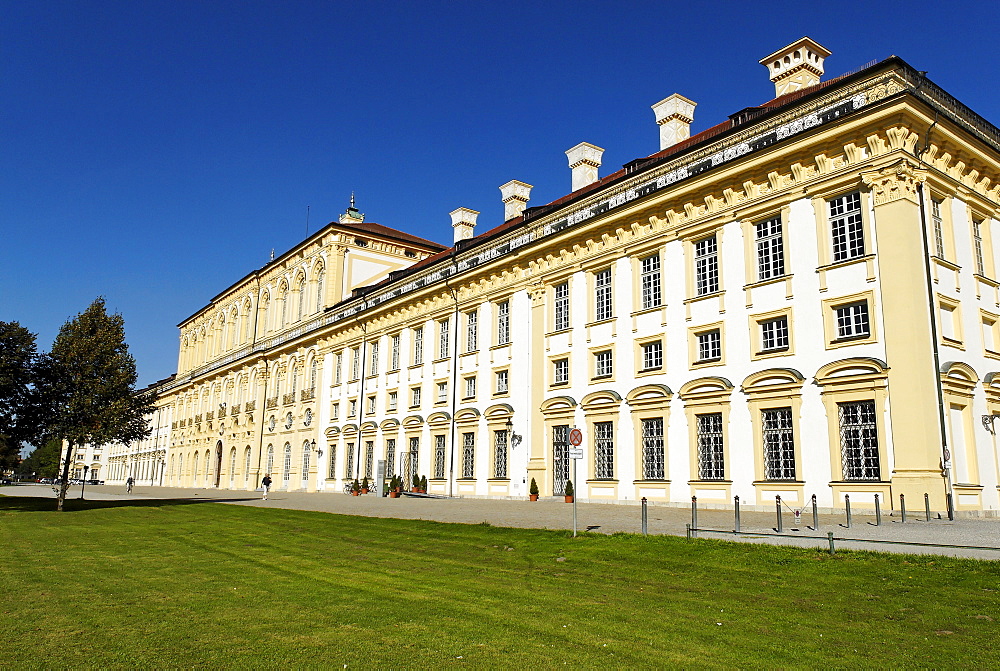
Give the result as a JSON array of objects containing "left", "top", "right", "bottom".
[{"left": 56, "top": 440, "right": 72, "bottom": 511}]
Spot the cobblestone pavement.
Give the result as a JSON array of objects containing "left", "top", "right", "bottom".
[{"left": 6, "top": 483, "right": 1000, "bottom": 560}]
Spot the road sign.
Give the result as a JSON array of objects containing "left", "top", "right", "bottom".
[
  {"left": 568, "top": 448, "right": 583, "bottom": 460},
  {"left": 569, "top": 428, "right": 583, "bottom": 446}
]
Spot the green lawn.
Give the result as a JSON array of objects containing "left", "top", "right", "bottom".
[{"left": 1, "top": 496, "right": 997, "bottom": 668}]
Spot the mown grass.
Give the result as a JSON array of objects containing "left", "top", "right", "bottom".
[{"left": 0, "top": 495, "right": 998, "bottom": 668}]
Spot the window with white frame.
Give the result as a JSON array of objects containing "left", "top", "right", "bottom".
[
  {"left": 973, "top": 218, "right": 986, "bottom": 275},
  {"left": 462, "top": 432, "right": 475, "bottom": 478},
  {"left": 351, "top": 348, "right": 360, "bottom": 380},
  {"left": 554, "top": 282, "right": 570, "bottom": 331},
  {"left": 640, "top": 254, "right": 662, "bottom": 309},
  {"left": 760, "top": 317, "right": 789, "bottom": 352},
  {"left": 641, "top": 417, "right": 665, "bottom": 480},
  {"left": 335, "top": 352, "right": 342, "bottom": 384},
  {"left": 438, "top": 319, "right": 450, "bottom": 359},
  {"left": 594, "top": 421, "right": 614, "bottom": 479},
  {"left": 595, "top": 268, "right": 613, "bottom": 320},
  {"left": 554, "top": 358, "right": 569, "bottom": 385},
  {"left": 839, "top": 400, "right": 880, "bottom": 481},
  {"left": 327, "top": 444, "right": 337, "bottom": 479},
  {"left": 696, "top": 413, "right": 724, "bottom": 480},
  {"left": 411, "top": 386, "right": 421, "bottom": 407},
  {"left": 694, "top": 235, "right": 719, "bottom": 295},
  {"left": 494, "top": 430, "right": 508, "bottom": 479},
  {"left": 697, "top": 330, "right": 722, "bottom": 362},
  {"left": 830, "top": 191, "right": 864, "bottom": 262},
  {"left": 365, "top": 441, "right": 374, "bottom": 479},
  {"left": 595, "top": 350, "right": 613, "bottom": 378},
  {"left": 345, "top": 442, "right": 355, "bottom": 479},
  {"left": 385, "top": 439, "right": 395, "bottom": 477},
  {"left": 497, "top": 301, "right": 510, "bottom": 345},
  {"left": 466, "top": 311, "right": 478, "bottom": 352},
  {"left": 388, "top": 391, "right": 398, "bottom": 411},
  {"left": 370, "top": 341, "right": 379, "bottom": 376},
  {"left": 437, "top": 381, "right": 448, "bottom": 403},
  {"left": 495, "top": 370, "right": 508, "bottom": 394},
  {"left": 762, "top": 407, "right": 795, "bottom": 480},
  {"left": 434, "top": 435, "right": 446, "bottom": 479},
  {"left": 367, "top": 396, "right": 376, "bottom": 414},
  {"left": 413, "top": 326, "right": 424, "bottom": 365},
  {"left": 835, "top": 301, "right": 870, "bottom": 339},
  {"left": 348, "top": 399, "right": 356, "bottom": 417},
  {"left": 931, "top": 198, "right": 945, "bottom": 257},
  {"left": 464, "top": 376, "right": 476, "bottom": 398},
  {"left": 390, "top": 334, "right": 400, "bottom": 370},
  {"left": 282, "top": 443, "right": 291, "bottom": 482},
  {"left": 332, "top": 403, "right": 339, "bottom": 420},
  {"left": 755, "top": 216, "right": 785, "bottom": 280},
  {"left": 641, "top": 340, "right": 663, "bottom": 371}
]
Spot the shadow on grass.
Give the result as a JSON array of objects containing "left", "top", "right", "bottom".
[{"left": 0, "top": 495, "right": 260, "bottom": 513}]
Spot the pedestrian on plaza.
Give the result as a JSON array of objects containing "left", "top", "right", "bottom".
[
  {"left": 125, "top": 476, "right": 134, "bottom": 493},
  {"left": 261, "top": 473, "right": 272, "bottom": 500}
]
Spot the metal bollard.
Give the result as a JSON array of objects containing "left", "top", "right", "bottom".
[
  {"left": 812, "top": 494, "right": 819, "bottom": 531},
  {"left": 947, "top": 492, "right": 955, "bottom": 521},
  {"left": 827, "top": 531, "right": 835, "bottom": 555},
  {"left": 900, "top": 493, "right": 906, "bottom": 523},
  {"left": 686, "top": 523, "right": 692, "bottom": 540},
  {"left": 775, "top": 495, "right": 783, "bottom": 533},
  {"left": 641, "top": 497, "right": 648, "bottom": 536},
  {"left": 874, "top": 493, "right": 881, "bottom": 526},
  {"left": 845, "top": 494, "right": 852, "bottom": 528},
  {"left": 691, "top": 496, "right": 698, "bottom": 538},
  {"left": 925, "top": 493, "right": 931, "bottom": 522},
  {"left": 734, "top": 495, "right": 741, "bottom": 533}
]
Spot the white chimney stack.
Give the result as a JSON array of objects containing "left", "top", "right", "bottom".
[
  {"left": 450, "top": 207, "right": 479, "bottom": 243},
  {"left": 652, "top": 93, "right": 697, "bottom": 151},
  {"left": 499, "top": 180, "right": 532, "bottom": 221},
  {"left": 565, "top": 142, "right": 604, "bottom": 191},
  {"left": 759, "top": 37, "right": 831, "bottom": 97}
]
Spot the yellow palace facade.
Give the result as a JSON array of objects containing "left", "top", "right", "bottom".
[{"left": 131, "top": 39, "right": 1000, "bottom": 514}]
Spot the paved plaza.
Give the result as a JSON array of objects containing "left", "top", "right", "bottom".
[{"left": 5, "top": 483, "right": 1000, "bottom": 560}]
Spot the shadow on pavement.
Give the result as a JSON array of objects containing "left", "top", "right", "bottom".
[{"left": 0, "top": 495, "right": 260, "bottom": 513}]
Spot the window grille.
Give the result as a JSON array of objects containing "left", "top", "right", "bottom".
[
  {"left": 641, "top": 418, "right": 665, "bottom": 480},
  {"left": 830, "top": 192, "right": 864, "bottom": 261},
  {"left": 466, "top": 311, "right": 478, "bottom": 352},
  {"left": 497, "top": 301, "right": 510, "bottom": 344},
  {"left": 439, "top": 319, "right": 450, "bottom": 359},
  {"left": 434, "top": 435, "right": 446, "bottom": 479},
  {"left": 554, "top": 358, "right": 569, "bottom": 384},
  {"left": 391, "top": 334, "right": 400, "bottom": 370},
  {"left": 328, "top": 444, "right": 337, "bottom": 479},
  {"left": 494, "top": 430, "right": 508, "bottom": 479},
  {"left": 594, "top": 421, "right": 614, "bottom": 479},
  {"left": 755, "top": 216, "right": 785, "bottom": 280},
  {"left": 835, "top": 302, "right": 869, "bottom": 339},
  {"left": 696, "top": 413, "right": 724, "bottom": 480},
  {"left": 595, "top": 350, "right": 613, "bottom": 377},
  {"left": 595, "top": 269, "right": 613, "bottom": 320},
  {"left": 640, "top": 255, "right": 662, "bottom": 309},
  {"left": 365, "top": 441, "right": 374, "bottom": 479},
  {"left": 697, "top": 330, "right": 722, "bottom": 361},
  {"left": 345, "top": 442, "right": 355, "bottom": 479},
  {"left": 931, "top": 199, "right": 945, "bottom": 257},
  {"left": 495, "top": 370, "right": 508, "bottom": 394},
  {"left": 694, "top": 235, "right": 719, "bottom": 295},
  {"left": 762, "top": 408, "right": 795, "bottom": 480},
  {"left": 642, "top": 341, "right": 663, "bottom": 370},
  {"left": 385, "top": 439, "right": 395, "bottom": 477},
  {"left": 552, "top": 425, "right": 569, "bottom": 495},
  {"left": 761, "top": 317, "right": 789, "bottom": 351},
  {"left": 839, "top": 401, "right": 880, "bottom": 481},
  {"left": 413, "top": 327, "right": 424, "bottom": 365},
  {"left": 554, "top": 283, "right": 570, "bottom": 330},
  {"left": 462, "top": 432, "right": 475, "bottom": 478}
]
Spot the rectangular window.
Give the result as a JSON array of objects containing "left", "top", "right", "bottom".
[
  {"left": 462, "top": 432, "right": 475, "bottom": 478},
  {"left": 335, "top": 352, "right": 342, "bottom": 384},
  {"left": 595, "top": 268, "right": 613, "bottom": 320},
  {"left": 839, "top": 401, "right": 880, "bottom": 481},
  {"left": 931, "top": 198, "right": 945, "bottom": 257},
  {"left": 385, "top": 439, "right": 396, "bottom": 477},
  {"left": 594, "top": 421, "right": 614, "bottom": 479},
  {"left": 755, "top": 216, "right": 785, "bottom": 280},
  {"left": 437, "top": 381, "right": 448, "bottom": 403},
  {"left": 345, "top": 442, "right": 355, "bottom": 479},
  {"left": 439, "top": 319, "right": 450, "bottom": 359},
  {"left": 554, "top": 358, "right": 569, "bottom": 385},
  {"left": 493, "top": 430, "right": 508, "bottom": 479},
  {"left": 641, "top": 341, "right": 663, "bottom": 371},
  {"left": 328, "top": 444, "right": 337, "bottom": 479},
  {"left": 466, "top": 311, "right": 478, "bottom": 352},
  {"left": 762, "top": 407, "right": 795, "bottom": 480},
  {"left": 370, "top": 341, "right": 379, "bottom": 376},
  {"left": 366, "top": 396, "right": 375, "bottom": 414},
  {"left": 696, "top": 413, "right": 725, "bottom": 480},
  {"left": 351, "top": 348, "right": 360, "bottom": 380},
  {"left": 365, "top": 441, "right": 374, "bottom": 479},
  {"left": 760, "top": 317, "right": 789, "bottom": 352},
  {"left": 332, "top": 403, "right": 339, "bottom": 420},
  {"left": 390, "top": 334, "right": 400, "bottom": 370},
  {"left": 411, "top": 387, "right": 421, "bottom": 407},
  {"left": 554, "top": 282, "right": 570, "bottom": 331},
  {"left": 464, "top": 376, "right": 476, "bottom": 398},
  {"left": 640, "top": 255, "right": 662, "bottom": 309},
  {"left": 553, "top": 425, "right": 570, "bottom": 495},
  {"left": 595, "top": 350, "right": 613, "bottom": 378},
  {"left": 497, "top": 301, "right": 510, "bottom": 345},
  {"left": 835, "top": 302, "right": 870, "bottom": 339},
  {"left": 830, "top": 191, "right": 864, "bottom": 262},
  {"left": 973, "top": 219, "right": 985, "bottom": 275},
  {"left": 495, "top": 370, "right": 509, "bottom": 394},
  {"left": 348, "top": 400, "right": 357, "bottom": 417},
  {"left": 694, "top": 235, "right": 719, "bottom": 295},
  {"left": 641, "top": 417, "right": 665, "bottom": 480},
  {"left": 413, "top": 327, "right": 424, "bottom": 365},
  {"left": 388, "top": 391, "right": 398, "bottom": 411},
  {"left": 697, "top": 330, "right": 722, "bottom": 362},
  {"left": 434, "top": 435, "right": 446, "bottom": 479}
]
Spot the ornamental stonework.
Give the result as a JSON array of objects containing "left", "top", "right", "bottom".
[{"left": 861, "top": 160, "right": 927, "bottom": 205}]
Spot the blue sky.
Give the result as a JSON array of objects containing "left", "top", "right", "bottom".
[{"left": 3, "top": 0, "right": 998, "bottom": 387}]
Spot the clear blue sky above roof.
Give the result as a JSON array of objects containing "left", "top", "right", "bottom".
[{"left": 2, "top": 0, "right": 996, "bottom": 387}]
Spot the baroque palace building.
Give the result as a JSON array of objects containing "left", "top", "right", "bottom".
[{"left": 126, "top": 38, "right": 1000, "bottom": 513}]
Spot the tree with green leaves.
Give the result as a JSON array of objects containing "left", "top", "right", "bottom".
[
  {"left": 18, "top": 438, "right": 62, "bottom": 479},
  {"left": 0, "top": 321, "right": 38, "bottom": 471},
  {"left": 35, "top": 298, "right": 156, "bottom": 510}
]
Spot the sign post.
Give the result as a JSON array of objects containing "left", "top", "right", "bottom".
[{"left": 569, "top": 427, "right": 583, "bottom": 537}]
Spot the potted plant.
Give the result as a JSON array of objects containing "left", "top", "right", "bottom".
[
  {"left": 388, "top": 476, "right": 400, "bottom": 498},
  {"left": 361, "top": 476, "right": 370, "bottom": 494},
  {"left": 529, "top": 478, "right": 539, "bottom": 502},
  {"left": 420, "top": 475, "right": 428, "bottom": 493},
  {"left": 351, "top": 478, "right": 361, "bottom": 496},
  {"left": 564, "top": 479, "right": 574, "bottom": 504},
  {"left": 412, "top": 473, "right": 420, "bottom": 493}
]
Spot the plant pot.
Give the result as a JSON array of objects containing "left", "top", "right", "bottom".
[
  {"left": 388, "top": 491, "right": 399, "bottom": 498},
  {"left": 361, "top": 488, "right": 369, "bottom": 494},
  {"left": 351, "top": 491, "right": 360, "bottom": 496},
  {"left": 529, "top": 494, "right": 538, "bottom": 502},
  {"left": 565, "top": 495, "right": 574, "bottom": 503}
]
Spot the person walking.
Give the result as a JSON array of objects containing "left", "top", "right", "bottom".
[
  {"left": 125, "top": 476, "right": 134, "bottom": 494},
  {"left": 261, "top": 473, "right": 272, "bottom": 500}
]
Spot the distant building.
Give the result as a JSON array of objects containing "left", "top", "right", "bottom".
[{"left": 145, "top": 38, "right": 1000, "bottom": 513}]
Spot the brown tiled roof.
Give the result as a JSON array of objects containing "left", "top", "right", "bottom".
[{"left": 333, "top": 220, "right": 447, "bottom": 251}]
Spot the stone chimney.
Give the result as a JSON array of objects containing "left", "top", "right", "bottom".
[
  {"left": 565, "top": 142, "right": 604, "bottom": 191},
  {"left": 759, "top": 37, "right": 831, "bottom": 97},
  {"left": 450, "top": 207, "right": 479, "bottom": 243},
  {"left": 499, "top": 180, "right": 532, "bottom": 221},
  {"left": 651, "top": 94, "right": 696, "bottom": 151}
]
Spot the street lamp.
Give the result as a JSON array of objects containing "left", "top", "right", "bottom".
[
  {"left": 80, "top": 465, "right": 89, "bottom": 500},
  {"left": 505, "top": 418, "right": 523, "bottom": 447},
  {"left": 312, "top": 439, "right": 321, "bottom": 457}
]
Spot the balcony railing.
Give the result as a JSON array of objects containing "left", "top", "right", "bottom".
[
  {"left": 282, "top": 392, "right": 296, "bottom": 405},
  {"left": 206, "top": 411, "right": 214, "bottom": 421},
  {"left": 245, "top": 400, "right": 256, "bottom": 412},
  {"left": 230, "top": 404, "right": 240, "bottom": 416},
  {"left": 265, "top": 397, "right": 278, "bottom": 409},
  {"left": 300, "top": 388, "right": 315, "bottom": 401}
]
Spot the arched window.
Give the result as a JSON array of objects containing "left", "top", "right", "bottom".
[
  {"left": 315, "top": 266, "right": 325, "bottom": 313},
  {"left": 204, "top": 450, "right": 212, "bottom": 486},
  {"left": 297, "top": 275, "right": 306, "bottom": 322},
  {"left": 265, "top": 444, "right": 274, "bottom": 475},
  {"left": 179, "top": 454, "right": 184, "bottom": 485},
  {"left": 283, "top": 443, "right": 292, "bottom": 482},
  {"left": 230, "top": 308, "right": 239, "bottom": 349},
  {"left": 309, "top": 358, "right": 318, "bottom": 392},
  {"left": 229, "top": 448, "right": 237, "bottom": 488},
  {"left": 192, "top": 452, "right": 199, "bottom": 484},
  {"left": 244, "top": 447, "right": 252, "bottom": 485},
  {"left": 301, "top": 440, "right": 311, "bottom": 483},
  {"left": 244, "top": 299, "right": 253, "bottom": 342},
  {"left": 259, "top": 292, "right": 270, "bottom": 333},
  {"left": 219, "top": 315, "right": 228, "bottom": 354},
  {"left": 279, "top": 283, "right": 289, "bottom": 326},
  {"left": 290, "top": 364, "right": 298, "bottom": 397}
]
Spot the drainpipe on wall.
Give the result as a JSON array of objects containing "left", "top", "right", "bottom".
[
  {"left": 353, "top": 295, "right": 369, "bottom": 483},
  {"left": 444, "top": 256, "right": 461, "bottom": 498}
]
